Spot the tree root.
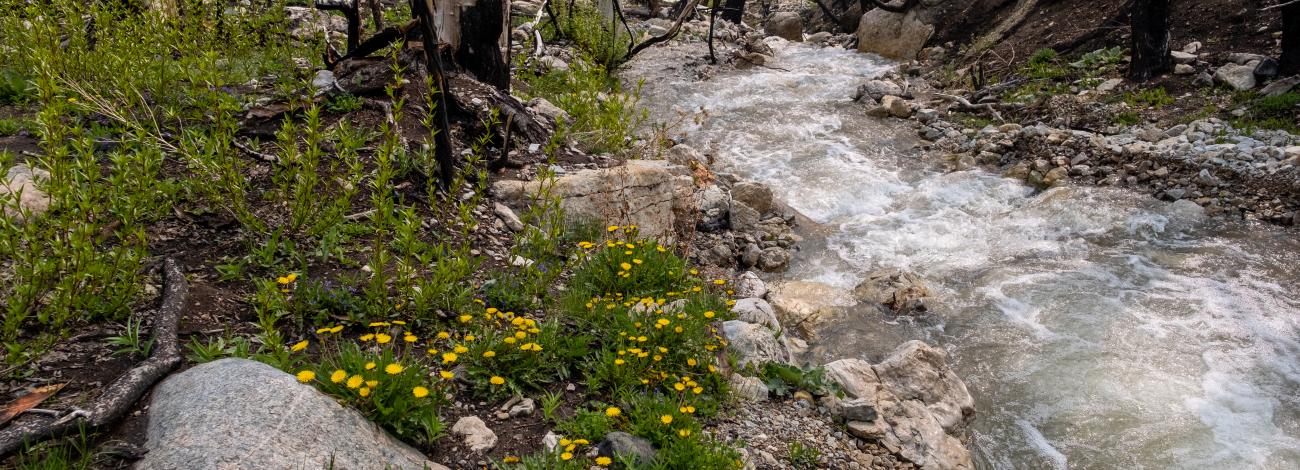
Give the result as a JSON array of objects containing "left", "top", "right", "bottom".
[{"left": 0, "top": 259, "right": 188, "bottom": 457}]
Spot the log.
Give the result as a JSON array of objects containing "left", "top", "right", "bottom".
[
  {"left": 0, "top": 259, "right": 188, "bottom": 457},
  {"left": 624, "top": 0, "right": 701, "bottom": 61}
]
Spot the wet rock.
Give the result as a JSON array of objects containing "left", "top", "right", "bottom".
[
  {"left": 806, "top": 31, "right": 833, "bottom": 44},
  {"left": 730, "top": 373, "right": 770, "bottom": 402},
  {"left": 597, "top": 432, "right": 657, "bottom": 467},
  {"left": 767, "top": 281, "right": 855, "bottom": 337},
  {"left": 1, "top": 164, "right": 51, "bottom": 222},
  {"left": 731, "top": 181, "right": 774, "bottom": 214},
  {"left": 765, "top": 12, "right": 803, "bottom": 42},
  {"left": 852, "top": 269, "right": 931, "bottom": 315},
  {"left": 452, "top": 416, "right": 498, "bottom": 452},
  {"left": 492, "top": 160, "right": 691, "bottom": 240},
  {"left": 856, "top": 8, "right": 934, "bottom": 60},
  {"left": 493, "top": 202, "right": 525, "bottom": 232},
  {"left": 137, "top": 359, "right": 444, "bottom": 470},
  {"left": 758, "top": 247, "right": 791, "bottom": 272},
  {"left": 729, "top": 200, "right": 761, "bottom": 232},
  {"left": 1213, "top": 64, "right": 1257, "bottom": 91},
  {"left": 853, "top": 80, "right": 903, "bottom": 102},
  {"left": 732, "top": 298, "right": 779, "bottom": 329},
  {"left": 666, "top": 143, "right": 707, "bottom": 167},
  {"left": 695, "top": 185, "right": 731, "bottom": 231},
  {"left": 722, "top": 320, "right": 790, "bottom": 367},
  {"left": 734, "top": 271, "right": 768, "bottom": 299}
]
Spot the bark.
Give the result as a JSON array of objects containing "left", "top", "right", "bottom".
[
  {"left": 446, "top": 0, "right": 511, "bottom": 89},
  {"left": 413, "top": 0, "right": 458, "bottom": 189},
  {"left": 0, "top": 259, "right": 188, "bottom": 457},
  {"left": 1282, "top": 2, "right": 1300, "bottom": 76},
  {"left": 721, "top": 0, "right": 745, "bottom": 23},
  {"left": 1127, "top": 0, "right": 1172, "bottom": 82},
  {"left": 625, "top": 0, "right": 700, "bottom": 60}
]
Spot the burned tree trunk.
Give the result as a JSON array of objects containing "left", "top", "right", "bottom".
[
  {"left": 1282, "top": 1, "right": 1300, "bottom": 76},
  {"left": 1127, "top": 0, "right": 1171, "bottom": 82},
  {"left": 721, "top": 0, "right": 744, "bottom": 23},
  {"left": 450, "top": 0, "right": 511, "bottom": 89}
]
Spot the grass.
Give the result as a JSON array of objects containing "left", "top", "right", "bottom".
[
  {"left": 1229, "top": 92, "right": 1300, "bottom": 134},
  {"left": 1123, "top": 87, "right": 1175, "bottom": 108}
]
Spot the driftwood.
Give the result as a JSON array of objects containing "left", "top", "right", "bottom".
[
  {"left": 964, "top": 0, "right": 1039, "bottom": 58},
  {"left": 624, "top": 0, "right": 701, "bottom": 61},
  {"left": 0, "top": 259, "right": 188, "bottom": 457},
  {"left": 934, "top": 92, "right": 1021, "bottom": 121}
]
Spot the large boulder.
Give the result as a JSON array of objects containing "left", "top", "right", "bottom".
[
  {"left": 852, "top": 269, "right": 932, "bottom": 315},
  {"left": 825, "top": 341, "right": 975, "bottom": 470},
  {"left": 137, "top": 359, "right": 445, "bottom": 470},
  {"left": 856, "top": 8, "right": 934, "bottom": 60},
  {"left": 731, "top": 181, "right": 774, "bottom": 215},
  {"left": 767, "top": 281, "right": 856, "bottom": 337},
  {"left": 492, "top": 160, "right": 692, "bottom": 240},
  {"left": 1213, "top": 64, "right": 1257, "bottom": 91},
  {"left": 1, "top": 164, "right": 51, "bottom": 222},
  {"left": 722, "top": 320, "right": 790, "bottom": 367},
  {"left": 731, "top": 298, "right": 780, "bottom": 329},
  {"left": 765, "top": 12, "right": 803, "bottom": 42}
]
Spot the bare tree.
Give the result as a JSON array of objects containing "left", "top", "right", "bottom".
[
  {"left": 1128, "top": 0, "right": 1172, "bottom": 82},
  {"left": 1279, "top": 0, "right": 1300, "bottom": 75}
]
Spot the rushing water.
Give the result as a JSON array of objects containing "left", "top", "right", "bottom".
[{"left": 625, "top": 41, "right": 1300, "bottom": 469}]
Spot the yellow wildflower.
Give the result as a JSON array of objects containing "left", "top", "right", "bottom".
[
  {"left": 347, "top": 375, "right": 364, "bottom": 389},
  {"left": 442, "top": 352, "right": 458, "bottom": 363},
  {"left": 385, "top": 363, "right": 404, "bottom": 375},
  {"left": 606, "top": 407, "right": 621, "bottom": 417},
  {"left": 290, "top": 340, "right": 308, "bottom": 352},
  {"left": 660, "top": 415, "right": 673, "bottom": 425},
  {"left": 375, "top": 333, "right": 392, "bottom": 344},
  {"left": 607, "top": 225, "right": 620, "bottom": 232},
  {"left": 360, "top": 333, "right": 375, "bottom": 341},
  {"left": 368, "top": 321, "right": 390, "bottom": 327},
  {"left": 329, "top": 325, "right": 343, "bottom": 333},
  {"left": 437, "top": 331, "right": 451, "bottom": 339},
  {"left": 596, "top": 456, "right": 612, "bottom": 466},
  {"left": 504, "top": 456, "right": 520, "bottom": 463},
  {"left": 295, "top": 370, "right": 315, "bottom": 383},
  {"left": 560, "top": 452, "right": 573, "bottom": 460},
  {"left": 412, "top": 386, "right": 429, "bottom": 398},
  {"left": 678, "top": 429, "right": 692, "bottom": 437},
  {"left": 704, "top": 311, "right": 715, "bottom": 319},
  {"left": 483, "top": 350, "right": 496, "bottom": 358},
  {"left": 490, "top": 376, "right": 505, "bottom": 385},
  {"left": 359, "top": 387, "right": 370, "bottom": 397},
  {"left": 620, "top": 262, "right": 632, "bottom": 271},
  {"left": 365, "top": 380, "right": 377, "bottom": 388},
  {"left": 330, "top": 370, "right": 347, "bottom": 383},
  {"left": 439, "top": 370, "right": 455, "bottom": 380},
  {"left": 365, "top": 362, "right": 376, "bottom": 370},
  {"left": 458, "top": 314, "right": 473, "bottom": 323},
  {"left": 403, "top": 334, "right": 418, "bottom": 343}
]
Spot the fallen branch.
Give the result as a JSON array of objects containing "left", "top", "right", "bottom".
[
  {"left": 934, "top": 92, "right": 1022, "bottom": 121},
  {"left": 1263, "top": 0, "right": 1300, "bottom": 10},
  {"left": 0, "top": 259, "right": 188, "bottom": 457},
  {"left": 623, "top": 0, "right": 701, "bottom": 61},
  {"left": 232, "top": 140, "right": 278, "bottom": 163}
]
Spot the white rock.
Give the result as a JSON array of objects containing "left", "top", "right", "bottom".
[{"left": 452, "top": 416, "right": 498, "bottom": 452}]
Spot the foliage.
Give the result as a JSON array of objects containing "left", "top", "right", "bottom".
[
  {"left": 105, "top": 315, "right": 153, "bottom": 357},
  {"left": 1229, "top": 92, "right": 1300, "bottom": 133},
  {"left": 1112, "top": 111, "right": 1142, "bottom": 126},
  {"left": 0, "top": 68, "right": 33, "bottom": 105},
  {"left": 14, "top": 426, "right": 94, "bottom": 470},
  {"left": 1123, "top": 87, "right": 1175, "bottom": 108},
  {"left": 516, "top": 58, "right": 646, "bottom": 154},
  {"left": 788, "top": 442, "right": 821, "bottom": 469},
  {"left": 542, "top": 0, "right": 633, "bottom": 68},
  {"left": 756, "top": 363, "right": 838, "bottom": 398}
]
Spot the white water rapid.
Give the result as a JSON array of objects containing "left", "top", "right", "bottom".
[{"left": 625, "top": 41, "right": 1300, "bottom": 469}]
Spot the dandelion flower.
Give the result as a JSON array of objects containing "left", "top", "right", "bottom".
[
  {"left": 454, "top": 345, "right": 469, "bottom": 354},
  {"left": 437, "top": 331, "right": 451, "bottom": 339},
  {"left": 439, "top": 370, "right": 455, "bottom": 380},
  {"left": 560, "top": 452, "right": 573, "bottom": 460},
  {"left": 385, "top": 363, "right": 404, "bottom": 375},
  {"left": 703, "top": 311, "right": 715, "bottom": 319},
  {"left": 346, "top": 375, "right": 364, "bottom": 389},
  {"left": 605, "top": 407, "right": 621, "bottom": 417},
  {"left": 330, "top": 370, "right": 347, "bottom": 383},
  {"left": 359, "top": 387, "right": 370, "bottom": 397},
  {"left": 607, "top": 225, "right": 620, "bottom": 232},
  {"left": 365, "top": 362, "right": 376, "bottom": 370},
  {"left": 366, "top": 380, "right": 378, "bottom": 388},
  {"left": 620, "top": 262, "right": 632, "bottom": 271},
  {"left": 290, "top": 340, "right": 308, "bottom": 352},
  {"left": 403, "top": 334, "right": 418, "bottom": 343},
  {"left": 368, "top": 321, "right": 390, "bottom": 327},
  {"left": 660, "top": 415, "right": 673, "bottom": 425},
  {"left": 392, "top": 320, "right": 406, "bottom": 325},
  {"left": 483, "top": 350, "right": 496, "bottom": 358},
  {"left": 596, "top": 456, "right": 612, "bottom": 466},
  {"left": 295, "top": 370, "right": 315, "bottom": 383},
  {"left": 442, "top": 352, "right": 458, "bottom": 363},
  {"left": 504, "top": 456, "right": 520, "bottom": 463},
  {"left": 458, "top": 314, "right": 472, "bottom": 323},
  {"left": 490, "top": 376, "right": 505, "bottom": 385},
  {"left": 328, "top": 325, "right": 343, "bottom": 333},
  {"left": 360, "top": 333, "right": 375, "bottom": 342},
  {"left": 412, "top": 386, "right": 429, "bottom": 398},
  {"left": 678, "top": 429, "right": 692, "bottom": 438}
]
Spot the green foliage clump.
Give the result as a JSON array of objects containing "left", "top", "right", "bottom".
[
  {"left": 1124, "top": 87, "right": 1175, "bottom": 108},
  {"left": 756, "top": 363, "right": 838, "bottom": 398},
  {"left": 517, "top": 59, "right": 646, "bottom": 154}
]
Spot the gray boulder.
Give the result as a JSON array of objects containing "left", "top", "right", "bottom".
[
  {"left": 731, "top": 298, "right": 780, "bottom": 329},
  {"left": 597, "top": 432, "right": 657, "bottom": 467},
  {"left": 451, "top": 416, "right": 498, "bottom": 452},
  {"left": 695, "top": 185, "right": 731, "bottom": 231},
  {"left": 734, "top": 271, "right": 768, "bottom": 299},
  {"left": 1213, "top": 64, "right": 1257, "bottom": 91},
  {"left": 730, "top": 373, "right": 770, "bottom": 402},
  {"left": 856, "top": 8, "right": 934, "bottom": 60},
  {"left": 853, "top": 269, "right": 931, "bottom": 315},
  {"left": 1260, "top": 75, "right": 1300, "bottom": 97},
  {"left": 731, "top": 181, "right": 774, "bottom": 214},
  {"left": 1, "top": 165, "right": 51, "bottom": 222},
  {"left": 137, "top": 359, "right": 445, "bottom": 470},
  {"left": 765, "top": 12, "right": 803, "bottom": 42},
  {"left": 853, "top": 80, "right": 904, "bottom": 102},
  {"left": 722, "top": 320, "right": 789, "bottom": 367}
]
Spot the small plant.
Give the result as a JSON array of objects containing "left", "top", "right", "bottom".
[
  {"left": 1070, "top": 46, "right": 1124, "bottom": 70},
  {"left": 540, "top": 390, "right": 564, "bottom": 422},
  {"left": 105, "top": 316, "right": 153, "bottom": 357},
  {"left": 325, "top": 92, "right": 363, "bottom": 113},
  {"left": 1025, "top": 48, "right": 1067, "bottom": 80},
  {"left": 0, "top": 68, "right": 32, "bottom": 105},
  {"left": 1124, "top": 87, "right": 1175, "bottom": 108},
  {"left": 788, "top": 441, "right": 821, "bottom": 469},
  {"left": 185, "top": 336, "right": 254, "bottom": 363},
  {"left": 1113, "top": 111, "right": 1142, "bottom": 126},
  {"left": 757, "top": 363, "right": 838, "bottom": 398}
]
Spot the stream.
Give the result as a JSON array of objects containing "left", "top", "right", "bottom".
[{"left": 625, "top": 41, "right": 1300, "bottom": 469}]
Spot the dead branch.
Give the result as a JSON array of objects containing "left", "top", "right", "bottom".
[
  {"left": 934, "top": 92, "right": 1022, "bottom": 121},
  {"left": 231, "top": 140, "right": 278, "bottom": 163},
  {"left": 623, "top": 0, "right": 701, "bottom": 61},
  {"left": 1264, "top": 0, "right": 1300, "bottom": 10},
  {"left": 0, "top": 259, "right": 188, "bottom": 457}
]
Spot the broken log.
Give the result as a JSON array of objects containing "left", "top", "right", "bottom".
[
  {"left": 624, "top": 0, "right": 700, "bottom": 61},
  {"left": 0, "top": 259, "right": 188, "bottom": 457}
]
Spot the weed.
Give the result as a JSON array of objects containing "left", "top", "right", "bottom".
[
  {"left": 788, "top": 441, "right": 821, "bottom": 469},
  {"left": 757, "top": 363, "right": 838, "bottom": 398},
  {"left": 1113, "top": 111, "right": 1142, "bottom": 126},
  {"left": 105, "top": 316, "right": 153, "bottom": 357},
  {"left": 1124, "top": 87, "right": 1175, "bottom": 108}
]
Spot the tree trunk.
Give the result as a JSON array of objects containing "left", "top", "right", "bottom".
[
  {"left": 721, "top": 0, "right": 744, "bottom": 23},
  {"left": 441, "top": 0, "right": 511, "bottom": 89},
  {"left": 1282, "top": 1, "right": 1300, "bottom": 76},
  {"left": 1127, "top": 0, "right": 1171, "bottom": 82}
]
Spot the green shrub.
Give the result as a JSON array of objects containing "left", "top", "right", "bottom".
[{"left": 1124, "top": 87, "right": 1174, "bottom": 108}]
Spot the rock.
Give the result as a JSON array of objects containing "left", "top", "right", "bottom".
[
  {"left": 732, "top": 298, "right": 780, "bottom": 329},
  {"left": 1169, "top": 50, "right": 1197, "bottom": 64},
  {"left": 1228, "top": 52, "right": 1268, "bottom": 65},
  {"left": 1095, "top": 78, "right": 1123, "bottom": 93},
  {"left": 1, "top": 165, "right": 51, "bottom": 222},
  {"left": 730, "top": 373, "right": 770, "bottom": 402},
  {"left": 731, "top": 181, "right": 774, "bottom": 214},
  {"left": 915, "top": 108, "right": 939, "bottom": 123},
  {"left": 734, "top": 271, "right": 768, "bottom": 299},
  {"left": 722, "top": 320, "right": 789, "bottom": 367},
  {"left": 881, "top": 95, "right": 913, "bottom": 118},
  {"left": 765, "top": 12, "right": 803, "bottom": 42},
  {"left": 767, "top": 281, "right": 855, "bottom": 337},
  {"left": 284, "top": 6, "right": 347, "bottom": 39},
  {"left": 740, "top": 243, "right": 762, "bottom": 268},
  {"left": 871, "top": 341, "right": 976, "bottom": 432},
  {"left": 1261, "top": 75, "right": 1300, "bottom": 97},
  {"left": 666, "top": 144, "right": 707, "bottom": 167},
  {"left": 539, "top": 55, "right": 569, "bottom": 72},
  {"left": 839, "top": 397, "right": 879, "bottom": 422},
  {"left": 856, "top": 8, "right": 934, "bottom": 60},
  {"left": 729, "top": 200, "right": 761, "bottom": 232},
  {"left": 695, "top": 185, "right": 731, "bottom": 231},
  {"left": 492, "top": 160, "right": 691, "bottom": 240},
  {"left": 597, "top": 432, "right": 657, "bottom": 467},
  {"left": 866, "top": 104, "right": 892, "bottom": 118},
  {"left": 1043, "top": 167, "right": 1069, "bottom": 187},
  {"left": 1194, "top": 71, "right": 1215, "bottom": 87},
  {"left": 311, "top": 69, "right": 337, "bottom": 91},
  {"left": 136, "top": 359, "right": 444, "bottom": 470},
  {"left": 853, "top": 80, "right": 903, "bottom": 102},
  {"left": 806, "top": 31, "right": 832, "bottom": 44},
  {"left": 1253, "top": 58, "right": 1280, "bottom": 79},
  {"left": 1214, "top": 64, "right": 1258, "bottom": 90},
  {"left": 452, "top": 416, "right": 498, "bottom": 452},
  {"left": 493, "top": 202, "right": 525, "bottom": 232},
  {"left": 1182, "top": 41, "right": 1202, "bottom": 54},
  {"left": 508, "top": 398, "right": 536, "bottom": 418},
  {"left": 527, "top": 97, "right": 570, "bottom": 124},
  {"left": 758, "top": 247, "right": 791, "bottom": 272},
  {"left": 1174, "top": 64, "right": 1195, "bottom": 75},
  {"left": 852, "top": 269, "right": 931, "bottom": 315}
]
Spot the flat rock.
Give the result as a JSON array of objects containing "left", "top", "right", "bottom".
[
  {"left": 1213, "top": 64, "right": 1257, "bottom": 91},
  {"left": 137, "top": 359, "right": 444, "bottom": 470},
  {"left": 452, "top": 416, "right": 498, "bottom": 452},
  {"left": 731, "top": 298, "right": 780, "bottom": 329},
  {"left": 767, "top": 281, "right": 855, "bottom": 337}
]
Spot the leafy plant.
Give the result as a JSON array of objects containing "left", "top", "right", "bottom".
[
  {"left": 105, "top": 316, "right": 153, "bottom": 357},
  {"left": 788, "top": 441, "right": 821, "bottom": 469},
  {"left": 757, "top": 363, "right": 839, "bottom": 398}
]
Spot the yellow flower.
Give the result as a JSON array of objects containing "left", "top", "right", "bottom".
[
  {"left": 693, "top": 387, "right": 704, "bottom": 394},
  {"left": 704, "top": 311, "right": 715, "bottom": 319},
  {"left": 368, "top": 321, "right": 390, "bottom": 327},
  {"left": 560, "top": 452, "right": 573, "bottom": 460},
  {"left": 490, "top": 376, "right": 505, "bottom": 385},
  {"left": 346, "top": 375, "right": 363, "bottom": 389},
  {"left": 375, "top": 333, "right": 392, "bottom": 344},
  {"left": 403, "top": 334, "right": 418, "bottom": 343},
  {"left": 606, "top": 407, "right": 621, "bottom": 417},
  {"left": 578, "top": 241, "right": 595, "bottom": 249},
  {"left": 437, "top": 331, "right": 451, "bottom": 339},
  {"left": 295, "top": 370, "right": 315, "bottom": 383},
  {"left": 277, "top": 273, "right": 298, "bottom": 285},
  {"left": 680, "top": 406, "right": 696, "bottom": 414},
  {"left": 442, "top": 352, "right": 458, "bottom": 363},
  {"left": 660, "top": 415, "right": 673, "bottom": 425},
  {"left": 633, "top": 259, "right": 643, "bottom": 264},
  {"left": 687, "top": 358, "right": 698, "bottom": 366},
  {"left": 365, "top": 362, "right": 376, "bottom": 370},
  {"left": 464, "top": 334, "right": 476, "bottom": 341},
  {"left": 503, "top": 337, "right": 517, "bottom": 344},
  {"left": 620, "top": 262, "right": 632, "bottom": 271},
  {"left": 392, "top": 320, "right": 406, "bottom": 325},
  {"left": 674, "top": 383, "right": 686, "bottom": 391},
  {"left": 385, "top": 363, "right": 404, "bottom": 375},
  {"left": 359, "top": 387, "right": 371, "bottom": 397},
  {"left": 412, "top": 386, "right": 429, "bottom": 398},
  {"left": 596, "top": 456, "right": 612, "bottom": 466},
  {"left": 330, "top": 370, "right": 347, "bottom": 383},
  {"left": 504, "top": 456, "right": 520, "bottom": 463},
  {"left": 574, "top": 439, "right": 590, "bottom": 445},
  {"left": 458, "top": 314, "right": 473, "bottom": 323},
  {"left": 290, "top": 340, "right": 308, "bottom": 352},
  {"left": 366, "top": 380, "right": 378, "bottom": 388},
  {"left": 559, "top": 438, "right": 572, "bottom": 447},
  {"left": 439, "top": 370, "right": 455, "bottom": 380},
  {"left": 678, "top": 429, "right": 692, "bottom": 437},
  {"left": 315, "top": 326, "right": 333, "bottom": 334},
  {"left": 607, "top": 225, "right": 620, "bottom": 232},
  {"left": 483, "top": 350, "right": 496, "bottom": 358},
  {"left": 329, "top": 325, "right": 343, "bottom": 333},
  {"left": 454, "top": 345, "right": 469, "bottom": 354},
  {"left": 614, "top": 359, "right": 625, "bottom": 365},
  {"left": 360, "top": 333, "right": 375, "bottom": 342}
]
